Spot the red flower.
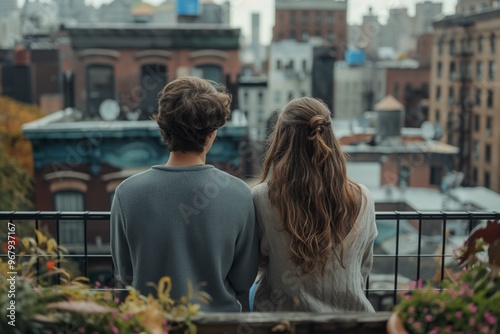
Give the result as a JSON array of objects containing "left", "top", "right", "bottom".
[
  {"left": 3, "top": 236, "right": 20, "bottom": 253},
  {"left": 46, "top": 260, "right": 56, "bottom": 271}
]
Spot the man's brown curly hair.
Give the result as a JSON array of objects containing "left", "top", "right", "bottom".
[{"left": 153, "top": 76, "right": 232, "bottom": 153}]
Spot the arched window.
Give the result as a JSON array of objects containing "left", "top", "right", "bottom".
[
  {"left": 86, "top": 64, "right": 115, "bottom": 118},
  {"left": 449, "top": 39, "right": 456, "bottom": 55},
  {"left": 141, "top": 64, "right": 167, "bottom": 116},
  {"left": 490, "top": 33, "right": 496, "bottom": 53},
  {"left": 194, "top": 64, "right": 223, "bottom": 83},
  {"left": 54, "top": 190, "right": 85, "bottom": 245}
]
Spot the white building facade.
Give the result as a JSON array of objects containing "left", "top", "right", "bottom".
[
  {"left": 334, "top": 61, "right": 386, "bottom": 120},
  {"left": 268, "top": 39, "right": 320, "bottom": 119},
  {"left": 238, "top": 77, "right": 268, "bottom": 141}
]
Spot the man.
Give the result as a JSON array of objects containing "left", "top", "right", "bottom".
[{"left": 111, "top": 76, "right": 259, "bottom": 312}]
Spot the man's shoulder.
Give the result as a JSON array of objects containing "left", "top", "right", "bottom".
[
  {"left": 207, "top": 168, "right": 251, "bottom": 197},
  {"left": 114, "top": 168, "right": 155, "bottom": 196}
]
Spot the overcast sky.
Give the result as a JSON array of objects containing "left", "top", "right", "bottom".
[{"left": 18, "top": 0, "right": 458, "bottom": 44}]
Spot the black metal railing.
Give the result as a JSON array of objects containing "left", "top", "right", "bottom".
[{"left": 1, "top": 211, "right": 499, "bottom": 311}]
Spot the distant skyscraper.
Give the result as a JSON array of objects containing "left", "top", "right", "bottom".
[
  {"left": 0, "top": 0, "right": 18, "bottom": 19},
  {"left": 415, "top": 1, "right": 443, "bottom": 34}
]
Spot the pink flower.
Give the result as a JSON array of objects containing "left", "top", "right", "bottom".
[
  {"left": 425, "top": 315, "right": 434, "bottom": 322},
  {"left": 429, "top": 327, "right": 440, "bottom": 334},
  {"left": 413, "top": 322, "right": 423, "bottom": 330},
  {"left": 95, "top": 281, "right": 101, "bottom": 288},
  {"left": 424, "top": 308, "right": 429, "bottom": 314},
  {"left": 408, "top": 306, "right": 415, "bottom": 313},
  {"left": 78, "top": 327, "right": 85, "bottom": 333},
  {"left": 456, "top": 311, "right": 463, "bottom": 319},
  {"left": 408, "top": 317, "right": 415, "bottom": 324},
  {"left": 484, "top": 312, "right": 497, "bottom": 325},
  {"left": 468, "top": 303, "right": 478, "bottom": 314},
  {"left": 469, "top": 318, "right": 476, "bottom": 326}
]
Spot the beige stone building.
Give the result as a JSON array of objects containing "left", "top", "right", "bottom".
[{"left": 429, "top": 6, "right": 500, "bottom": 191}]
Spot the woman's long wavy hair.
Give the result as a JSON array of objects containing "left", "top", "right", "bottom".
[{"left": 260, "top": 97, "right": 364, "bottom": 275}]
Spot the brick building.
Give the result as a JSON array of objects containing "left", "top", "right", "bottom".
[
  {"left": 58, "top": 25, "right": 241, "bottom": 119},
  {"left": 273, "top": 0, "right": 347, "bottom": 57},
  {"left": 429, "top": 7, "right": 500, "bottom": 191},
  {"left": 385, "top": 67, "right": 430, "bottom": 127}
]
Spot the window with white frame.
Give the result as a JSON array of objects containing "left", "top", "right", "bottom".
[{"left": 54, "top": 191, "right": 85, "bottom": 245}]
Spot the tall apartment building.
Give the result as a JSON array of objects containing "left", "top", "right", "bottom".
[
  {"left": 456, "top": 0, "right": 500, "bottom": 14},
  {"left": 273, "top": 0, "right": 347, "bottom": 57},
  {"left": 429, "top": 8, "right": 500, "bottom": 191}
]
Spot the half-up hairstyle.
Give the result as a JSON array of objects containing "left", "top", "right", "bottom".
[{"left": 260, "top": 97, "right": 364, "bottom": 275}]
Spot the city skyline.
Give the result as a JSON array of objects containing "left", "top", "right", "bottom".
[{"left": 17, "top": 0, "right": 457, "bottom": 44}]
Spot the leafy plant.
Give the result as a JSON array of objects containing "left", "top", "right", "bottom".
[
  {"left": 395, "top": 220, "right": 500, "bottom": 334},
  {"left": 0, "top": 230, "right": 208, "bottom": 334}
]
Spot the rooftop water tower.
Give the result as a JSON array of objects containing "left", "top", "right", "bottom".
[{"left": 374, "top": 95, "right": 404, "bottom": 146}]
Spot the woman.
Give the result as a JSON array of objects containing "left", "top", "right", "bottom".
[{"left": 252, "top": 97, "right": 377, "bottom": 312}]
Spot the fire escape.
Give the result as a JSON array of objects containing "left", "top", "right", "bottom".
[{"left": 449, "top": 17, "right": 474, "bottom": 185}]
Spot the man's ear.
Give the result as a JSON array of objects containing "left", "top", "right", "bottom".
[{"left": 208, "top": 130, "right": 217, "bottom": 139}]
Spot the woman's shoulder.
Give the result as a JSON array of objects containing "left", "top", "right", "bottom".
[{"left": 251, "top": 182, "right": 269, "bottom": 200}]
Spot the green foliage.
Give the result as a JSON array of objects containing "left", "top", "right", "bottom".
[
  {"left": 0, "top": 147, "right": 33, "bottom": 211},
  {"left": 0, "top": 230, "right": 206, "bottom": 334},
  {"left": 396, "top": 221, "right": 500, "bottom": 334}
]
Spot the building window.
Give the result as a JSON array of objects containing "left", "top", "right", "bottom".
[
  {"left": 488, "top": 61, "right": 495, "bottom": 81},
  {"left": 290, "top": 10, "right": 296, "bottom": 24},
  {"left": 473, "top": 168, "right": 478, "bottom": 184},
  {"left": 435, "top": 109, "right": 440, "bottom": 123},
  {"left": 398, "top": 166, "right": 410, "bottom": 187},
  {"left": 487, "top": 89, "right": 494, "bottom": 108},
  {"left": 473, "top": 141, "right": 480, "bottom": 158},
  {"left": 302, "top": 59, "right": 307, "bottom": 71},
  {"left": 327, "top": 32, "right": 334, "bottom": 41},
  {"left": 466, "top": 37, "right": 472, "bottom": 52},
  {"left": 288, "top": 91, "right": 293, "bottom": 101},
  {"left": 257, "top": 91, "right": 263, "bottom": 105},
  {"left": 302, "top": 10, "right": 309, "bottom": 24},
  {"left": 448, "top": 86, "right": 455, "bottom": 104},
  {"left": 276, "top": 59, "right": 282, "bottom": 69},
  {"left": 449, "top": 61, "right": 456, "bottom": 80},
  {"left": 315, "top": 30, "right": 321, "bottom": 37},
  {"left": 486, "top": 116, "right": 492, "bottom": 137},
  {"left": 438, "top": 39, "right": 444, "bottom": 55},
  {"left": 141, "top": 64, "right": 167, "bottom": 116},
  {"left": 430, "top": 166, "right": 442, "bottom": 186},
  {"left": 86, "top": 64, "right": 115, "bottom": 118},
  {"left": 301, "top": 31, "right": 309, "bottom": 41},
  {"left": 484, "top": 172, "right": 491, "bottom": 189},
  {"left": 54, "top": 191, "right": 84, "bottom": 245},
  {"left": 476, "top": 61, "right": 483, "bottom": 80},
  {"left": 315, "top": 11, "right": 321, "bottom": 25},
  {"left": 474, "top": 114, "right": 480, "bottom": 132},
  {"left": 289, "top": 30, "right": 296, "bottom": 39},
  {"left": 243, "top": 91, "right": 249, "bottom": 104},
  {"left": 476, "top": 88, "right": 481, "bottom": 106},
  {"left": 485, "top": 144, "right": 491, "bottom": 163},
  {"left": 195, "top": 64, "right": 223, "bottom": 83},
  {"left": 478, "top": 35, "right": 483, "bottom": 53},
  {"left": 436, "top": 85, "right": 441, "bottom": 101},
  {"left": 490, "top": 33, "right": 495, "bottom": 53},
  {"left": 449, "top": 39, "right": 456, "bottom": 55},
  {"left": 327, "top": 11, "right": 334, "bottom": 24},
  {"left": 300, "top": 91, "right": 306, "bottom": 97},
  {"left": 437, "top": 61, "right": 442, "bottom": 77}
]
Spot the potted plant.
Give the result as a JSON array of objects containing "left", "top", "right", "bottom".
[
  {"left": 0, "top": 230, "right": 208, "bottom": 334},
  {"left": 388, "top": 220, "right": 500, "bottom": 334}
]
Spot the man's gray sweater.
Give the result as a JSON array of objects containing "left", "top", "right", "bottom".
[{"left": 110, "top": 164, "right": 259, "bottom": 312}]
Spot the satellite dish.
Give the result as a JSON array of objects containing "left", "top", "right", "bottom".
[
  {"left": 421, "top": 121, "right": 435, "bottom": 141},
  {"left": 99, "top": 99, "right": 120, "bottom": 121}
]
